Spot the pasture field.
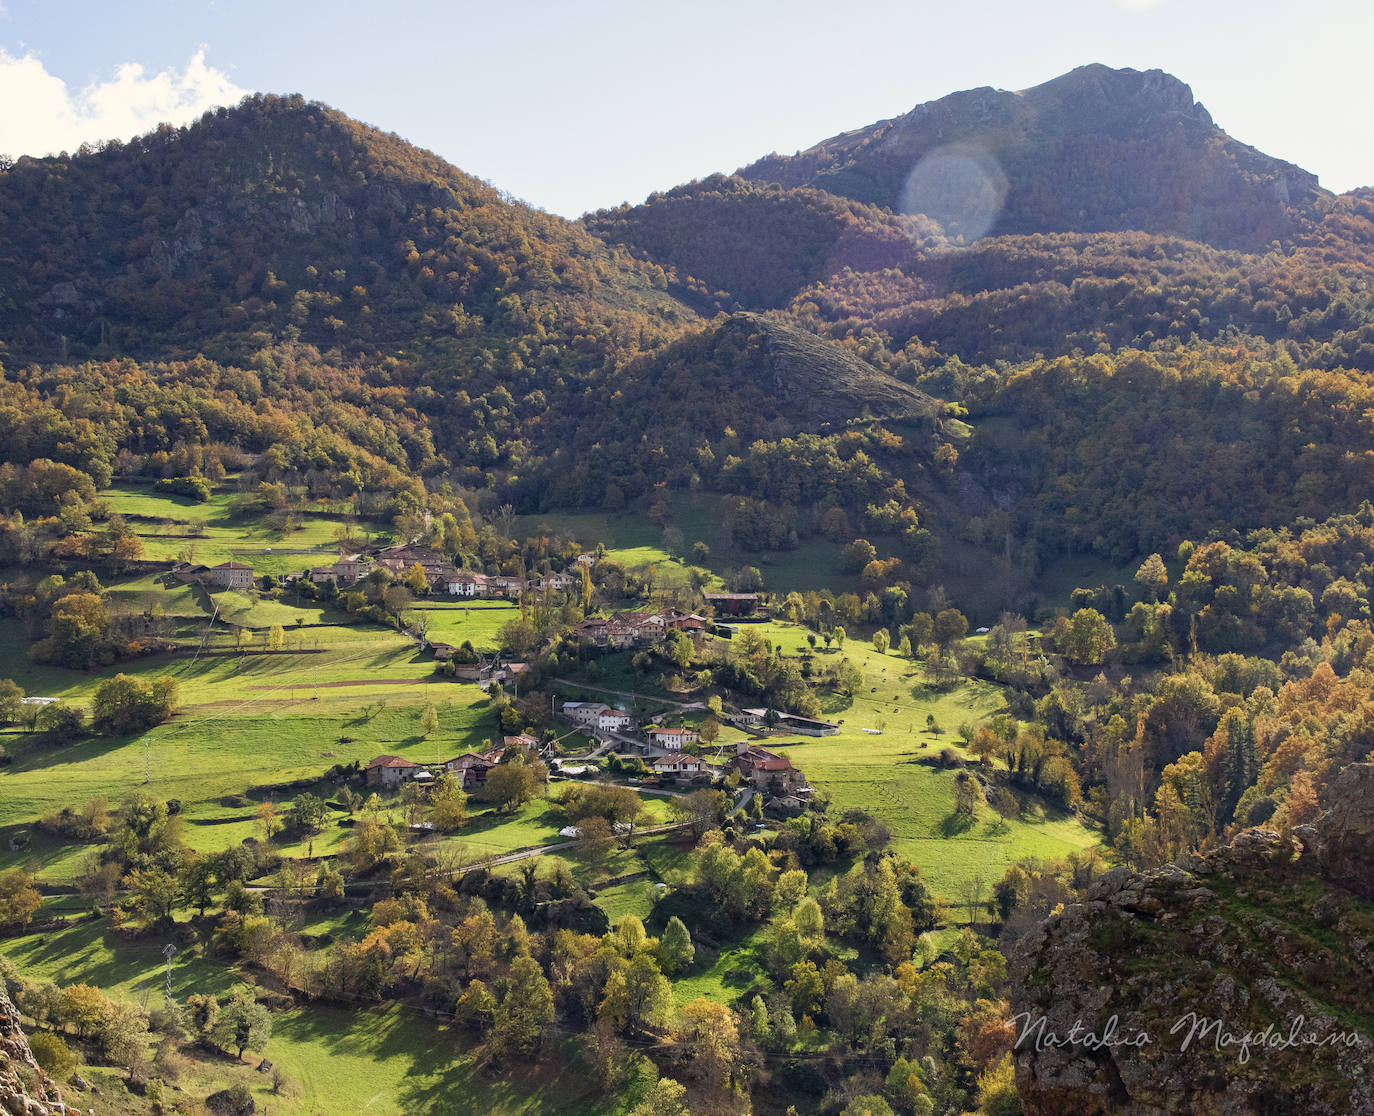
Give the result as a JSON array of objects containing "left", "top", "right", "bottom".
[
  {"left": 101, "top": 483, "right": 378, "bottom": 578},
  {"left": 0, "top": 919, "right": 603, "bottom": 1116},
  {"left": 0, "top": 695, "right": 502, "bottom": 836},
  {"left": 411, "top": 599, "right": 521, "bottom": 650},
  {"left": 0, "top": 615, "right": 445, "bottom": 713},
  {"left": 704, "top": 619, "right": 1101, "bottom": 911}
]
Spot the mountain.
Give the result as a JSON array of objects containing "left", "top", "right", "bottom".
[
  {"left": 740, "top": 64, "right": 1327, "bottom": 249},
  {"left": 0, "top": 93, "right": 696, "bottom": 368}
]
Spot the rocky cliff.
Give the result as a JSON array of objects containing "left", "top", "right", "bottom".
[
  {"left": 1010, "top": 764, "right": 1374, "bottom": 1115},
  {"left": 0, "top": 986, "right": 60, "bottom": 1116}
]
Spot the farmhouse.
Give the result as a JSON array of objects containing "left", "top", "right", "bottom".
[
  {"left": 443, "top": 751, "right": 494, "bottom": 789},
  {"left": 651, "top": 753, "right": 703, "bottom": 780},
  {"left": 310, "top": 556, "right": 369, "bottom": 585},
  {"left": 647, "top": 726, "right": 698, "bottom": 750},
  {"left": 446, "top": 571, "right": 488, "bottom": 597},
  {"left": 562, "top": 701, "right": 635, "bottom": 733},
  {"left": 728, "top": 744, "right": 807, "bottom": 795},
  {"left": 206, "top": 561, "right": 254, "bottom": 590},
  {"left": 365, "top": 754, "right": 424, "bottom": 788},
  {"left": 703, "top": 592, "right": 760, "bottom": 616}
]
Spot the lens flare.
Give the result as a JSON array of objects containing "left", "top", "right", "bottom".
[{"left": 899, "top": 145, "right": 1008, "bottom": 243}]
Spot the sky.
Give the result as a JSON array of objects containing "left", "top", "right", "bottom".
[{"left": 0, "top": 0, "right": 1370, "bottom": 219}]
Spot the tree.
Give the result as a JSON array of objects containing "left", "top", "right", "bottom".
[
  {"left": 182, "top": 857, "right": 217, "bottom": 917},
  {"left": 212, "top": 986, "right": 271, "bottom": 1059},
  {"left": 934, "top": 608, "right": 968, "bottom": 653},
  {"left": 485, "top": 761, "right": 544, "bottom": 813},
  {"left": 671, "top": 998, "right": 743, "bottom": 1093},
  {"left": 91, "top": 674, "right": 179, "bottom": 734},
  {"left": 1135, "top": 553, "right": 1169, "bottom": 603},
  {"left": 493, "top": 955, "right": 554, "bottom": 1055},
  {"left": 841, "top": 1096, "right": 896, "bottom": 1116},
  {"left": 289, "top": 793, "right": 329, "bottom": 839},
  {"left": 267, "top": 623, "right": 284, "bottom": 652},
  {"left": 27, "top": 1031, "right": 75, "bottom": 1080},
  {"left": 658, "top": 916, "right": 695, "bottom": 976},
  {"left": 428, "top": 774, "right": 469, "bottom": 831},
  {"left": 670, "top": 789, "right": 726, "bottom": 840},
  {"left": 628, "top": 1078, "right": 692, "bottom": 1116},
  {"left": 0, "top": 679, "right": 23, "bottom": 724},
  {"left": 1062, "top": 608, "right": 1117, "bottom": 666},
  {"left": 126, "top": 866, "right": 181, "bottom": 923},
  {"left": 0, "top": 869, "right": 40, "bottom": 928},
  {"left": 841, "top": 539, "right": 878, "bottom": 573},
  {"left": 421, "top": 701, "right": 439, "bottom": 737},
  {"left": 59, "top": 984, "right": 110, "bottom": 1038},
  {"left": 838, "top": 658, "right": 863, "bottom": 695},
  {"left": 35, "top": 702, "right": 84, "bottom": 740},
  {"left": 872, "top": 629, "right": 890, "bottom": 654},
  {"left": 99, "top": 1001, "right": 151, "bottom": 1079},
  {"left": 257, "top": 801, "right": 281, "bottom": 840}
]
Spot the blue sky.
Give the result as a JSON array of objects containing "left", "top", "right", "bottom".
[{"left": 1, "top": 0, "right": 1370, "bottom": 217}]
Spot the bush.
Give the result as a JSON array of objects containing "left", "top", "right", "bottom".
[
  {"left": 153, "top": 476, "right": 212, "bottom": 502},
  {"left": 26, "top": 1031, "right": 76, "bottom": 1079}
]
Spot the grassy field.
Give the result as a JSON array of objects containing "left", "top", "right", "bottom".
[
  {"left": 412, "top": 600, "right": 521, "bottom": 650},
  {"left": 0, "top": 919, "right": 605, "bottom": 1116},
  {"left": 101, "top": 483, "right": 378, "bottom": 579},
  {"left": 717, "top": 619, "right": 1101, "bottom": 913},
  {"left": 0, "top": 695, "right": 502, "bottom": 835}
]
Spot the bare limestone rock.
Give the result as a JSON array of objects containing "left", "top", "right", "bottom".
[
  {"left": 1011, "top": 821, "right": 1374, "bottom": 1115},
  {"left": 0, "top": 986, "right": 61, "bottom": 1116}
]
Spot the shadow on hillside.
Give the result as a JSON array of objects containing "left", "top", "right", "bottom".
[{"left": 937, "top": 811, "right": 976, "bottom": 838}]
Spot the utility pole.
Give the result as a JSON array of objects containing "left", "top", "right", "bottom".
[
  {"left": 144, "top": 737, "right": 152, "bottom": 785},
  {"left": 162, "top": 944, "right": 176, "bottom": 999},
  {"left": 314, "top": 665, "right": 319, "bottom": 701}
]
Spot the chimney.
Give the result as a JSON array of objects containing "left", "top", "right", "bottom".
[{"left": 736, "top": 739, "right": 750, "bottom": 756}]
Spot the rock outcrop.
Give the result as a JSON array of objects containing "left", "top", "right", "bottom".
[
  {"left": 1011, "top": 798, "right": 1374, "bottom": 1115},
  {"left": 0, "top": 986, "right": 61, "bottom": 1116},
  {"left": 1312, "top": 762, "right": 1374, "bottom": 899}
]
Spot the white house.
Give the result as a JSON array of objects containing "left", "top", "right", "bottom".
[
  {"left": 651, "top": 754, "right": 702, "bottom": 779},
  {"left": 647, "top": 727, "right": 698, "bottom": 751}
]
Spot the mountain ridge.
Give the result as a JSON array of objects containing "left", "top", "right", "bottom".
[{"left": 739, "top": 63, "right": 1326, "bottom": 248}]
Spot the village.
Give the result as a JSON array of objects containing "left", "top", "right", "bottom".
[{"left": 167, "top": 540, "right": 835, "bottom": 819}]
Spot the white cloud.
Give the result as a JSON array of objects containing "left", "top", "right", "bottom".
[{"left": 0, "top": 48, "right": 246, "bottom": 158}]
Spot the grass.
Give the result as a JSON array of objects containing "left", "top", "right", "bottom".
[
  {"left": 101, "top": 483, "right": 384, "bottom": 579},
  {"left": 413, "top": 600, "right": 521, "bottom": 650},
  {"left": 717, "top": 619, "right": 1101, "bottom": 913},
  {"left": 0, "top": 919, "right": 604, "bottom": 1116},
  {"left": 0, "top": 698, "right": 502, "bottom": 833}
]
